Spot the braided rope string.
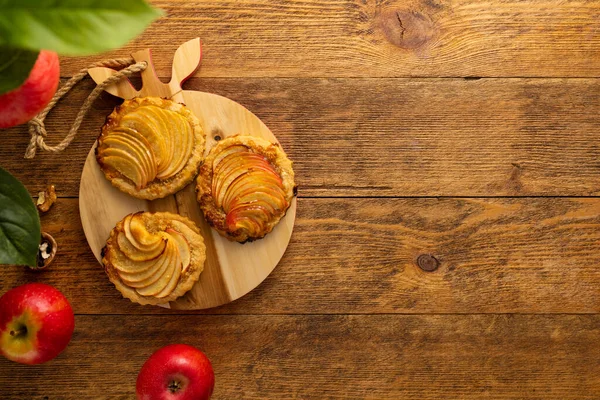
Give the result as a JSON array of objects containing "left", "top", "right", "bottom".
[{"left": 25, "top": 58, "right": 148, "bottom": 159}]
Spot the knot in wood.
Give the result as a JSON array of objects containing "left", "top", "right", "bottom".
[
  {"left": 416, "top": 254, "right": 439, "bottom": 272},
  {"left": 380, "top": 10, "right": 435, "bottom": 50}
]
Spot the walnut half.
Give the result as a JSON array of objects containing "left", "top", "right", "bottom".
[{"left": 37, "top": 185, "right": 57, "bottom": 213}]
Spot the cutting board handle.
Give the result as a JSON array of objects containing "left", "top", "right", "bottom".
[
  {"left": 88, "top": 38, "right": 202, "bottom": 101},
  {"left": 170, "top": 38, "right": 202, "bottom": 92}
]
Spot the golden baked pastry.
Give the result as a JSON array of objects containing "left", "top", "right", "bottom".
[
  {"left": 96, "top": 97, "right": 205, "bottom": 200},
  {"left": 102, "top": 212, "right": 206, "bottom": 305},
  {"left": 196, "top": 135, "right": 296, "bottom": 242}
]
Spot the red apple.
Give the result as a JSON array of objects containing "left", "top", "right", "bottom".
[
  {"left": 0, "top": 50, "right": 60, "bottom": 129},
  {"left": 0, "top": 283, "right": 74, "bottom": 365},
  {"left": 137, "top": 344, "right": 215, "bottom": 400}
]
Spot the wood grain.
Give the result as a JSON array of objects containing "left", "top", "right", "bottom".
[
  {"left": 2, "top": 77, "right": 600, "bottom": 197},
  {"left": 3, "top": 197, "right": 599, "bottom": 315},
  {"left": 1, "top": 1, "right": 599, "bottom": 398},
  {"left": 1, "top": 314, "right": 598, "bottom": 399},
  {"left": 56, "top": 0, "right": 600, "bottom": 78}
]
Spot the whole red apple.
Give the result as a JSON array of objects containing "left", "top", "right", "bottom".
[
  {"left": 0, "top": 283, "right": 74, "bottom": 365},
  {"left": 137, "top": 344, "right": 215, "bottom": 400},
  {"left": 0, "top": 50, "right": 60, "bottom": 129}
]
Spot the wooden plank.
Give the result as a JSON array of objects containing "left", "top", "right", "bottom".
[
  {"left": 2, "top": 197, "right": 599, "bottom": 315},
  {"left": 56, "top": 0, "right": 600, "bottom": 78},
  {"left": 1, "top": 77, "right": 600, "bottom": 197},
  {"left": 1, "top": 314, "right": 598, "bottom": 399}
]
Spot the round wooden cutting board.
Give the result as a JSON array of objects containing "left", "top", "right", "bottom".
[{"left": 79, "top": 39, "right": 296, "bottom": 309}]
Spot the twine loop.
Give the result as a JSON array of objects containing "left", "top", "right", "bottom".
[{"left": 25, "top": 58, "right": 148, "bottom": 159}]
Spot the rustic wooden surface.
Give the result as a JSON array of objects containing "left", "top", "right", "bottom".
[
  {"left": 4, "top": 77, "right": 600, "bottom": 197},
  {"left": 62, "top": 0, "right": 600, "bottom": 78},
  {"left": 1, "top": 0, "right": 600, "bottom": 398}
]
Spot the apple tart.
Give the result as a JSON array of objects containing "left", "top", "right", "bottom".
[
  {"left": 97, "top": 97, "right": 205, "bottom": 200},
  {"left": 196, "top": 135, "right": 296, "bottom": 243},
  {"left": 102, "top": 212, "right": 206, "bottom": 305}
]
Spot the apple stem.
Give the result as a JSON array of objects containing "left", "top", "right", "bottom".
[
  {"left": 10, "top": 327, "right": 27, "bottom": 337},
  {"left": 168, "top": 380, "right": 182, "bottom": 394}
]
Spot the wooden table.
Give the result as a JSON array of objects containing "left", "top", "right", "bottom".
[{"left": 1, "top": 1, "right": 600, "bottom": 398}]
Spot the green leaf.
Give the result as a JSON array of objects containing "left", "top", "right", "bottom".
[
  {"left": 0, "top": 0, "right": 163, "bottom": 56},
  {"left": 0, "top": 48, "right": 38, "bottom": 95},
  {"left": 0, "top": 167, "right": 41, "bottom": 267}
]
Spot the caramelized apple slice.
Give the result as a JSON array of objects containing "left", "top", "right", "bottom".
[
  {"left": 166, "top": 228, "right": 191, "bottom": 273},
  {"left": 99, "top": 149, "right": 146, "bottom": 189},
  {"left": 156, "top": 112, "right": 192, "bottom": 179},
  {"left": 122, "top": 214, "right": 133, "bottom": 232},
  {"left": 155, "top": 256, "right": 181, "bottom": 299},
  {"left": 213, "top": 168, "right": 249, "bottom": 208},
  {"left": 213, "top": 153, "right": 275, "bottom": 192},
  {"left": 121, "top": 111, "right": 168, "bottom": 171},
  {"left": 104, "top": 130, "right": 157, "bottom": 183},
  {"left": 170, "top": 113, "right": 194, "bottom": 175},
  {"left": 224, "top": 167, "right": 282, "bottom": 194},
  {"left": 223, "top": 172, "right": 286, "bottom": 212},
  {"left": 135, "top": 239, "right": 178, "bottom": 297},
  {"left": 120, "top": 240, "right": 174, "bottom": 287},
  {"left": 212, "top": 154, "right": 268, "bottom": 204},
  {"left": 111, "top": 249, "right": 162, "bottom": 274},
  {"left": 236, "top": 198, "right": 277, "bottom": 215},
  {"left": 223, "top": 174, "right": 284, "bottom": 210},
  {"left": 225, "top": 207, "right": 264, "bottom": 237},
  {"left": 211, "top": 145, "right": 247, "bottom": 169},
  {"left": 118, "top": 244, "right": 170, "bottom": 285},
  {"left": 154, "top": 232, "right": 185, "bottom": 299},
  {"left": 151, "top": 107, "right": 175, "bottom": 171},
  {"left": 122, "top": 214, "right": 165, "bottom": 252},
  {"left": 135, "top": 106, "right": 174, "bottom": 175},
  {"left": 101, "top": 136, "right": 154, "bottom": 186},
  {"left": 213, "top": 152, "right": 262, "bottom": 181},
  {"left": 111, "top": 127, "right": 157, "bottom": 170},
  {"left": 227, "top": 180, "right": 287, "bottom": 210},
  {"left": 103, "top": 133, "right": 152, "bottom": 170},
  {"left": 227, "top": 203, "right": 270, "bottom": 223},
  {"left": 129, "top": 214, "right": 163, "bottom": 247},
  {"left": 212, "top": 151, "right": 244, "bottom": 180},
  {"left": 120, "top": 257, "right": 168, "bottom": 288},
  {"left": 110, "top": 126, "right": 154, "bottom": 152},
  {"left": 154, "top": 253, "right": 181, "bottom": 298},
  {"left": 117, "top": 232, "right": 166, "bottom": 262},
  {"left": 151, "top": 107, "right": 174, "bottom": 157},
  {"left": 256, "top": 164, "right": 283, "bottom": 181},
  {"left": 226, "top": 191, "right": 285, "bottom": 216}
]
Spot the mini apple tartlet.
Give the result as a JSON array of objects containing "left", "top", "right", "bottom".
[
  {"left": 102, "top": 212, "right": 206, "bottom": 305},
  {"left": 96, "top": 97, "right": 205, "bottom": 200},
  {"left": 196, "top": 135, "right": 296, "bottom": 242}
]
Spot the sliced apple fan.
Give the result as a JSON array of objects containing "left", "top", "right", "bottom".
[
  {"left": 197, "top": 135, "right": 296, "bottom": 243},
  {"left": 96, "top": 97, "right": 204, "bottom": 200},
  {"left": 103, "top": 212, "right": 206, "bottom": 305}
]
